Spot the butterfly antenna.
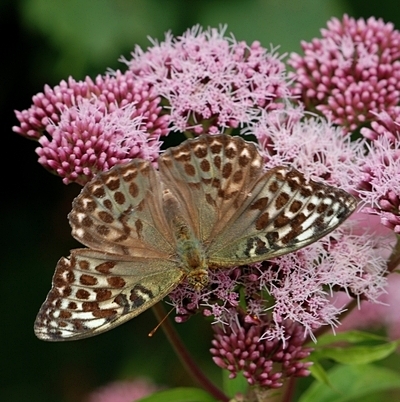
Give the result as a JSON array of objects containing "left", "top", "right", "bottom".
[{"left": 148, "top": 306, "right": 175, "bottom": 337}]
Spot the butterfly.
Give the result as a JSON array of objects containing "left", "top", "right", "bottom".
[{"left": 34, "top": 134, "right": 357, "bottom": 341}]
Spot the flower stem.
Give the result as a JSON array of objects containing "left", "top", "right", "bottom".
[
  {"left": 282, "top": 377, "right": 296, "bottom": 402},
  {"left": 151, "top": 303, "right": 229, "bottom": 402},
  {"left": 387, "top": 234, "right": 400, "bottom": 272}
]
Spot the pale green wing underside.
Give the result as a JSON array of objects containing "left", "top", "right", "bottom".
[{"left": 34, "top": 249, "right": 183, "bottom": 341}]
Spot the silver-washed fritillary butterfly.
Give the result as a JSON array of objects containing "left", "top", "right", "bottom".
[{"left": 34, "top": 134, "right": 357, "bottom": 341}]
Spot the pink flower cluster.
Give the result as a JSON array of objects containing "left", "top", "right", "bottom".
[
  {"left": 356, "top": 136, "right": 400, "bottom": 232},
  {"left": 14, "top": 26, "right": 292, "bottom": 185},
  {"left": 210, "top": 319, "right": 313, "bottom": 388},
  {"left": 289, "top": 15, "right": 400, "bottom": 133},
  {"left": 248, "top": 107, "right": 362, "bottom": 190},
  {"left": 14, "top": 72, "right": 168, "bottom": 184},
  {"left": 125, "top": 25, "right": 291, "bottom": 134},
  {"left": 289, "top": 14, "right": 400, "bottom": 234}
]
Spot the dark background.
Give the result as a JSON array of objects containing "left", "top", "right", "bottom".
[{"left": 2, "top": 1, "right": 400, "bottom": 401}]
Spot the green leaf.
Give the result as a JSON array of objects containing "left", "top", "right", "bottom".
[
  {"left": 311, "top": 341, "right": 399, "bottom": 365},
  {"left": 313, "top": 331, "right": 388, "bottom": 348},
  {"left": 299, "top": 364, "right": 400, "bottom": 402},
  {"left": 137, "top": 387, "right": 217, "bottom": 402},
  {"left": 222, "top": 369, "right": 248, "bottom": 398},
  {"left": 309, "top": 361, "right": 333, "bottom": 388}
]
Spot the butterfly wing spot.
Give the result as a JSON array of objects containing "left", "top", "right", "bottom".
[
  {"left": 94, "top": 289, "right": 113, "bottom": 301},
  {"left": 81, "top": 216, "right": 93, "bottom": 228},
  {"left": 114, "top": 293, "right": 130, "bottom": 313},
  {"left": 103, "top": 199, "right": 113, "bottom": 210},
  {"left": 184, "top": 163, "right": 196, "bottom": 176},
  {"left": 129, "top": 182, "right": 139, "bottom": 198},
  {"left": 290, "top": 200, "right": 303, "bottom": 213},
  {"left": 95, "top": 261, "right": 116, "bottom": 274},
  {"left": 92, "top": 185, "right": 106, "bottom": 199},
  {"left": 98, "top": 211, "right": 114, "bottom": 224},
  {"left": 243, "top": 236, "right": 270, "bottom": 258},
  {"left": 80, "top": 274, "right": 98, "bottom": 286},
  {"left": 107, "top": 276, "right": 126, "bottom": 288},
  {"left": 130, "top": 285, "right": 154, "bottom": 308},
  {"left": 200, "top": 159, "right": 211, "bottom": 172},
  {"left": 113, "top": 191, "right": 126, "bottom": 205},
  {"left": 250, "top": 197, "right": 270, "bottom": 211},
  {"left": 68, "top": 301, "right": 77, "bottom": 310},
  {"left": 213, "top": 155, "right": 222, "bottom": 169},
  {"left": 232, "top": 170, "right": 244, "bottom": 183},
  {"left": 275, "top": 191, "right": 290, "bottom": 209},
  {"left": 255, "top": 212, "right": 270, "bottom": 230},
  {"left": 222, "top": 162, "right": 232, "bottom": 179},
  {"left": 105, "top": 177, "right": 120, "bottom": 191},
  {"left": 76, "top": 289, "right": 90, "bottom": 299}
]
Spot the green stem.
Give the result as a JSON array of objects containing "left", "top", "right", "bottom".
[{"left": 151, "top": 303, "right": 229, "bottom": 402}]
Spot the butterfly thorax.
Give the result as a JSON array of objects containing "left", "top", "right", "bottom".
[
  {"left": 176, "top": 225, "right": 209, "bottom": 291},
  {"left": 163, "top": 188, "right": 209, "bottom": 290}
]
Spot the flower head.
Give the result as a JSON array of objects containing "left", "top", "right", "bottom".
[
  {"left": 13, "top": 71, "right": 169, "bottom": 184},
  {"left": 247, "top": 107, "right": 363, "bottom": 191},
  {"left": 36, "top": 99, "right": 163, "bottom": 185},
  {"left": 14, "top": 71, "right": 168, "bottom": 140},
  {"left": 289, "top": 15, "right": 400, "bottom": 133},
  {"left": 125, "top": 26, "right": 292, "bottom": 134},
  {"left": 360, "top": 107, "right": 400, "bottom": 142},
  {"left": 356, "top": 135, "right": 400, "bottom": 233},
  {"left": 210, "top": 317, "right": 313, "bottom": 388}
]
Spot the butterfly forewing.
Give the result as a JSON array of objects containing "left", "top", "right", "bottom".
[
  {"left": 34, "top": 249, "right": 183, "bottom": 341},
  {"left": 69, "top": 159, "right": 175, "bottom": 257},
  {"left": 159, "top": 135, "right": 265, "bottom": 242},
  {"left": 205, "top": 166, "right": 357, "bottom": 265}
]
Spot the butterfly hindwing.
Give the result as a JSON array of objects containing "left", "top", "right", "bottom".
[
  {"left": 34, "top": 249, "right": 184, "bottom": 341},
  {"left": 207, "top": 166, "right": 357, "bottom": 265}
]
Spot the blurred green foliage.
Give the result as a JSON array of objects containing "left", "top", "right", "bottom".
[{"left": 3, "top": 1, "right": 400, "bottom": 401}]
